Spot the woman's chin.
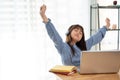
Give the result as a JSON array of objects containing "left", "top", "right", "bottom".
[{"left": 76, "top": 39, "right": 81, "bottom": 42}]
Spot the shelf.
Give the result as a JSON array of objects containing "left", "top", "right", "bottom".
[
  {"left": 91, "top": 4, "right": 120, "bottom": 9},
  {"left": 98, "top": 5, "right": 120, "bottom": 8},
  {"left": 107, "top": 29, "right": 120, "bottom": 31},
  {"left": 90, "top": 4, "right": 120, "bottom": 50},
  {"left": 91, "top": 29, "right": 120, "bottom": 31}
]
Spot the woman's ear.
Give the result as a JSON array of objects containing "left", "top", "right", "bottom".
[{"left": 66, "top": 31, "right": 70, "bottom": 36}]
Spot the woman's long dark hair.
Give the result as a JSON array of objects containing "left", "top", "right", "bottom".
[{"left": 66, "top": 24, "right": 87, "bottom": 55}]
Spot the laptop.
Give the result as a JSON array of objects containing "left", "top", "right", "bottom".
[{"left": 79, "top": 50, "right": 120, "bottom": 74}]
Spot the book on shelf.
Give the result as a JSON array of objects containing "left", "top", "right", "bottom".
[{"left": 49, "top": 65, "right": 77, "bottom": 75}]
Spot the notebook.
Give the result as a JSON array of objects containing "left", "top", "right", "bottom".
[
  {"left": 49, "top": 65, "right": 77, "bottom": 75},
  {"left": 79, "top": 50, "right": 120, "bottom": 74}
]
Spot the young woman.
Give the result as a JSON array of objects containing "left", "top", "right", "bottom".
[{"left": 40, "top": 5, "right": 110, "bottom": 67}]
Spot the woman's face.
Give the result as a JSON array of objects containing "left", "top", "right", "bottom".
[{"left": 70, "top": 27, "right": 83, "bottom": 42}]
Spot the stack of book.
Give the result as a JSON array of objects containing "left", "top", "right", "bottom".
[{"left": 49, "top": 65, "right": 77, "bottom": 75}]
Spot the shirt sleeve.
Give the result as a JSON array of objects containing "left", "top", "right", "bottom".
[
  {"left": 44, "top": 19, "right": 64, "bottom": 54},
  {"left": 86, "top": 26, "right": 107, "bottom": 50}
]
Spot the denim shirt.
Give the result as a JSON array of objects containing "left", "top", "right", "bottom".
[{"left": 44, "top": 19, "right": 107, "bottom": 66}]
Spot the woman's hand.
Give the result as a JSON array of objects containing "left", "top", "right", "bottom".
[
  {"left": 40, "top": 4, "right": 46, "bottom": 16},
  {"left": 105, "top": 18, "right": 110, "bottom": 29},
  {"left": 40, "top": 4, "right": 48, "bottom": 23}
]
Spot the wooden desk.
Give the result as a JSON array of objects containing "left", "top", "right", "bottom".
[{"left": 53, "top": 72, "right": 120, "bottom": 80}]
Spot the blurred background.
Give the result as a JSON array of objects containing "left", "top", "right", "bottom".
[{"left": 0, "top": 0, "right": 119, "bottom": 80}]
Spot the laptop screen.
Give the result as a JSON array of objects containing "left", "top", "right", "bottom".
[{"left": 79, "top": 50, "right": 120, "bottom": 74}]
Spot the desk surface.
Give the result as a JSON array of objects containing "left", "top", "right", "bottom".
[{"left": 53, "top": 72, "right": 120, "bottom": 80}]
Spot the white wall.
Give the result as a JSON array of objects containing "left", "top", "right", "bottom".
[{"left": 0, "top": 0, "right": 90, "bottom": 80}]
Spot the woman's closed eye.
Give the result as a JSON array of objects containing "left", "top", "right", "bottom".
[{"left": 74, "top": 29, "right": 82, "bottom": 35}]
